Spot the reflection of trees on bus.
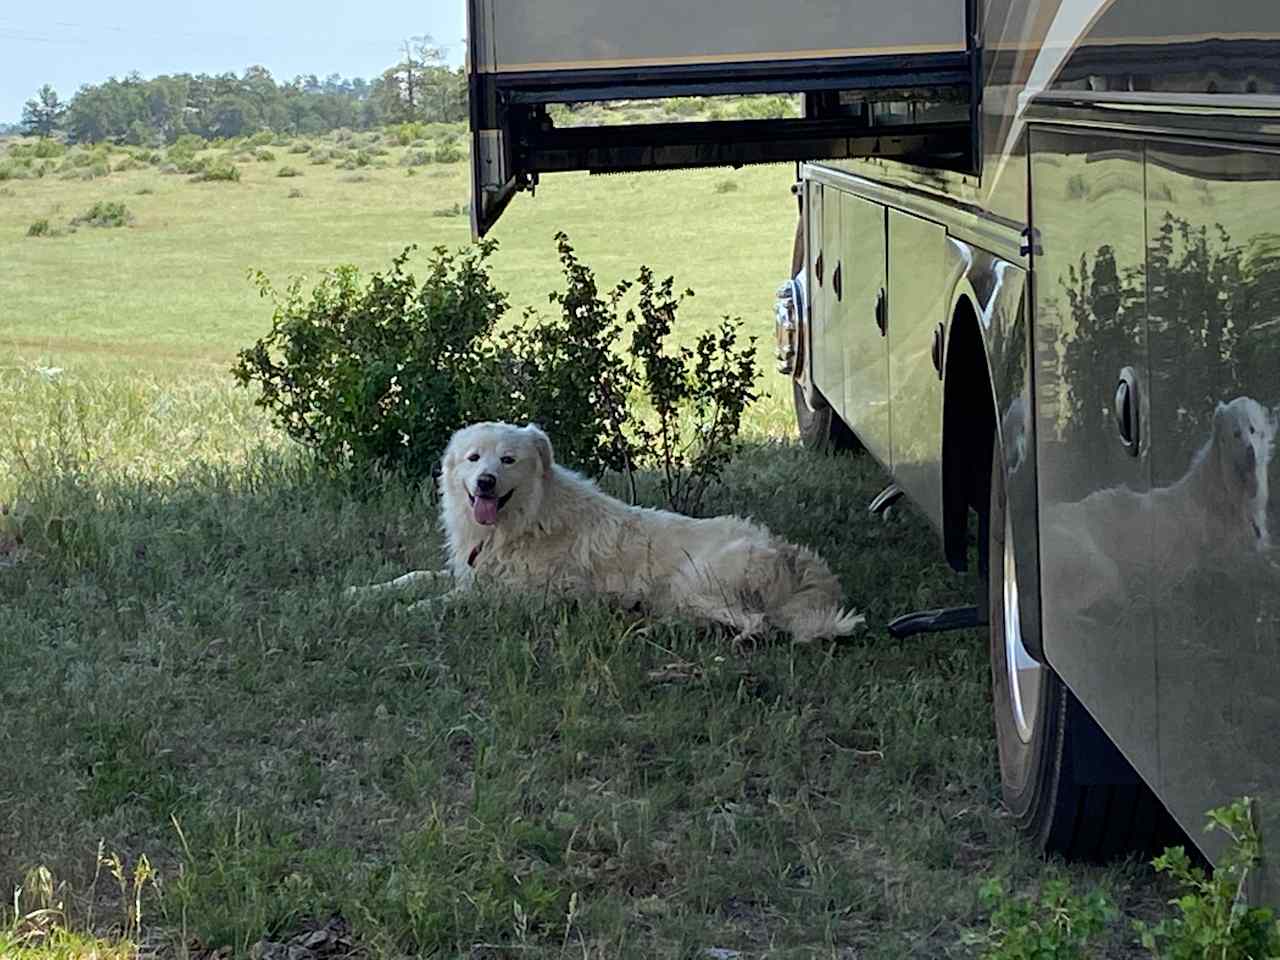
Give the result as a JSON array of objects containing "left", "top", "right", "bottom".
[
  {"left": 1052, "top": 242, "right": 1144, "bottom": 473},
  {"left": 1051, "top": 214, "right": 1280, "bottom": 465}
]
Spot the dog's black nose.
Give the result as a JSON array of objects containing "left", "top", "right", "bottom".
[{"left": 476, "top": 473, "right": 497, "bottom": 495}]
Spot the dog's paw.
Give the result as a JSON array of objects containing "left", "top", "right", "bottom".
[{"left": 407, "top": 588, "right": 466, "bottom": 612}]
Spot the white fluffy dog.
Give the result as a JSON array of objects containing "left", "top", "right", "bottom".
[{"left": 348, "top": 421, "right": 865, "bottom": 642}]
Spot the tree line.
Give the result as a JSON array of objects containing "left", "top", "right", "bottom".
[{"left": 19, "top": 37, "right": 466, "bottom": 144}]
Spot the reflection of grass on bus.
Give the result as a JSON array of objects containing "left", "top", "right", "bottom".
[{"left": 0, "top": 129, "right": 1165, "bottom": 957}]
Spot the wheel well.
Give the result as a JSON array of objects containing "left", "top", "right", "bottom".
[{"left": 942, "top": 297, "right": 996, "bottom": 573}]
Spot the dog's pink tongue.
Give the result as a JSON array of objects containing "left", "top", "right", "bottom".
[{"left": 474, "top": 496, "right": 499, "bottom": 526}]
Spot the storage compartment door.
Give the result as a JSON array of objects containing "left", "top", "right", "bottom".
[
  {"left": 887, "top": 208, "right": 947, "bottom": 522},
  {"left": 840, "top": 192, "right": 891, "bottom": 468},
  {"left": 812, "top": 184, "right": 845, "bottom": 408}
]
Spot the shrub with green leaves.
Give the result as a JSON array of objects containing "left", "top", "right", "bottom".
[
  {"left": 973, "top": 877, "right": 1116, "bottom": 960},
  {"left": 232, "top": 235, "right": 760, "bottom": 507},
  {"left": 731, "top": 94, "right": 799, "bottom": 119},
  {"left": 59, "top": 148, "right": 102, "bottom": 170},
  {"left": 71, "top": 201, "right": 131, "bottom": 228},
  {"left": 192, "top": 159, "right": 240, "bottom": 183},
  {"left": 484, "top": 233, "right": 639, "bottom": 480},
  {"left": 166, "top": 150, "right": 206, "bottom": 175},
  {"left": 26, "top": 218, "right": 51, "bottom": 237},
  {"left": 625, "top": 267, "right": 760, "bottom": 513},
  {"left": 399, "top": 149, "right": 431, "bottom": 168},
  {"left": 232, "top": 243, "right": 511, "bottom": 480},
  {"left": 9, "top": 139, "right": 65, "bottom": 159},
  {"left": 668, "top": 97, "right": 703, "bottom": 117},
  {"left": 1136, "top": 797, "right": 1280, "bottom": 960},
  {"left": 276, "top": 166, "right": 302, "bottom": 178},
  {"left": 433, "top": 141, "right": 464, "bottom": 164},
  {"left": 392, "top": 121, "right": 427, "bottom": 145},
  {"left": 0, "top": 162, "right": 33, "bottom": 182}
]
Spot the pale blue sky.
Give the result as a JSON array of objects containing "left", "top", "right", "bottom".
[{"left": 0, "top": 2, "right": 467, "bottom": 123}]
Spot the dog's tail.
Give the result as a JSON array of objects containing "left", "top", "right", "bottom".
[
  {"left": 770, "top": 545, "right": 867, "bottom": 642},
  {"left": 782, "top": 604, "right": 867, "bottom": 643}
]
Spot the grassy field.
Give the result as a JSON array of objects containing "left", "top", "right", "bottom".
[
  {"left": 0, "top": 130, "right": 1164, "bottom": 958},
  {"left": 0, "top": 126, "right": 797, "bottom": 384}
]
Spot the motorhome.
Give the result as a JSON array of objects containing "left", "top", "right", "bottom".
[{"left": 465, "top": 0, "right": 1280, "bottom": 897}]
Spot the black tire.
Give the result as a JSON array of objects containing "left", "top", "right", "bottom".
[
  {"left": 787, "top": 215, "right": 864, "bottom": 455},
  {"left": 794, "top": 380, "right": 862, "bottom": 454},
  {"left": 989, "top": 442, "right": 1173, "bottom": 861}
]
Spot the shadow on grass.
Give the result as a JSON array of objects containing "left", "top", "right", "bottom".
[{"left": 0, "top": 441, "right": 1156, "bottom": 958}]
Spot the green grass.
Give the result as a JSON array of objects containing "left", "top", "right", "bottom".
[
  {"left": 0, "top": 128, "right": 797, "bottom": 385},
  {"left": 0, "top": 128, "right": 1165, "bottom": 957}
]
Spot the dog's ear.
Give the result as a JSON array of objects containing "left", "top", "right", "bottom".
[
  {"left": 525, "top": 423, "right": 554, "bottom": 477},
  {"left": 440, "top": 428, "right": 466, "bottom": 479}
]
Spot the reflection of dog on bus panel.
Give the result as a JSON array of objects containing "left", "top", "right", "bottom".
[{"left": 1044, "top": 397, "right": 1276, "bottom": 612}]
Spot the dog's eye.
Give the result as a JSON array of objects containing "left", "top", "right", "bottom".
[
  {"left": 500, "top": 455, "right": 516, "bottom": 465},
  {"left": 1250, "top": 425, "right": 1257, "bottom": 435},
  {"left": 467, "top": 453, "right": 480, "bottom": 462}
]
